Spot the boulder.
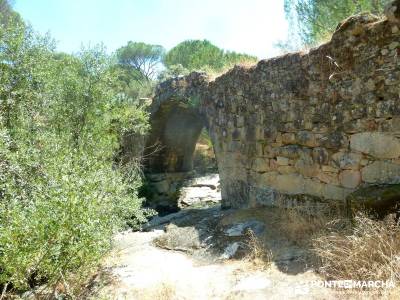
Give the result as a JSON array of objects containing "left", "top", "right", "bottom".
[{"left": 153, "top": 224, "right": 201, "bottom": 252}]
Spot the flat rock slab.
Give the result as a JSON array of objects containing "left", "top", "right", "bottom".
[
  {"left": 220, "top": 242, "right": 241, "bottom": 259},
  {"left": 186, "top": 173, "right": 220, "bottom": 188},
  {"left": 153, "top": 224, "right": 201, "bottom": 252},
  {"left": 179, "top": 186, "right": 221, "bottom": 206},
  {"left": 178, "top": 173, "right": 221, "bottom": 207},
  {"left": 224, "top": 220, "right": 266, "bottom": 237}
]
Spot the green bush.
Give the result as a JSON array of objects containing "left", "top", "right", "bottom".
[
  {"left": 0, "top": 11, "right": 152, "bottom": 295},
  {"left": 0, "top": 146, "right": 145, "bottom": 290}
]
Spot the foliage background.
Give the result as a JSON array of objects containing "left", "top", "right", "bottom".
[
  {"left": 281, "top": 0, "right": 390, "bottom": 49},
  {"left": 0, "top": 2, "right": 152, "bottom": 294}
]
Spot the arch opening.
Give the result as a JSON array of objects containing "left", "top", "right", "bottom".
[
  {"left": 144, "top": 101, "right": 206, "bottom": 173},
  {"left": 142, "top": 96, "right": 219, "bottom": 215}
]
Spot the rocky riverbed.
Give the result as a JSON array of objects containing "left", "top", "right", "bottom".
[{"left": 89, "top": 174, "right": 354, "bottom": 300}]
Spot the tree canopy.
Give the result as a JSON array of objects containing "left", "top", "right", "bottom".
[
  {"left": 116, "top": 41, "right": 165, "bottom": 81},
  {"left": 0, "top": 0, "right": 21, "bottom": 25},
  {"left": 284, "top": 0, "right": 390, "bottom": 46},
  {"left": 164, "top": 39, "right": 257, "bottom": 73},
  {"left": 164, "top": 39, "right": 224, "bottom": 71},
  {"left": 0, "top": 0, "right": 12, "bottom": 17}
]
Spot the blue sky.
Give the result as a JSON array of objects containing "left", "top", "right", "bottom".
[{"left": 14, "top": 0, "right": 289, "bottom": 59}]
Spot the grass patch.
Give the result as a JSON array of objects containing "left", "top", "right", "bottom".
[
  {"left": 278, "top": 207, "right": 339, "bottom": 247},
  {"left": 313, "top": 213, "right": 400, "bottom": 284},
  {"left": 244, "top": 230, "right": 273, "bottom": 271}
]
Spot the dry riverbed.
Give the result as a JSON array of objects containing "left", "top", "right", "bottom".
[{"left": 90, "top": 174, "right": 390, "bottom": 300}]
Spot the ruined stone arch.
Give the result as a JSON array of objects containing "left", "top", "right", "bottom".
[
  {"left": 143, "top": 9, "right": 400, "bottom": 213},
  {"left": 144, "top": 73, "right": 210, "bottom": 173}
]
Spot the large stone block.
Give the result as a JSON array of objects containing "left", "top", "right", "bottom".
[
  {"left": 319, "top": 131, "right": 349, "bottom": 150},
  {"left": 282, "top": 133, "right": 296, "bottom": 144},
  {"left": 316, "top": 171, "right": 339, "bottom": 185},
  {"left": 274, "top": 174, "right": 305, "bottom": 194},
  {"left": 339, "top": 170, "right": 362, "bottom": 188},
  {"left": 303, "top": 178, "right": 325, "bottom": 198},
  {"left": 275, "top": 145, "right": 303, "bottom": 159},
  {"left": 323, "top": 184, "right": 353, "bottom": 201},
  {"left": 276, "top": 156, "right": 290, "bottom": 166},
  {"left": 295, "top": 152, "right": 319, "bottom": 177},
  {"left": 312, "top": 147, "right": 330, "bottom": 165},
  {"left": 361, "top": 161, "right": 400, "bottom": 184},
  {"left": 277, "top": 165, "right": 296, "bottom": 174},
  {"left": 350, "top": 132, "right": 400, "bottom": 159},
  {"left": 249, "top": 186, "right": 276, "bottom": 207},
  {"left": 257, "top": 171, "right": 279, "bottom": 187},
  {"left": 252, "top": 157, "right": 270, "bottom": 173},
  {"left": 296, "top": 131, "right": 319, "bottom": 147},
  {"left": 332, "top": 151, "right": 362, "bottom": 170}
]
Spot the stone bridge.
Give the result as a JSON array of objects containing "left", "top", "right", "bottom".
[{"left": 144, "top": 1, "right": 400, "bottom": 212}]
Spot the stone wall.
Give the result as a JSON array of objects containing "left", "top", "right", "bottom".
[
  {"left": 204, "top": 10, "right": 400, "bottom": 209},
  {"left": 147, "top": 2, "right": 400, "bottom": 210}
]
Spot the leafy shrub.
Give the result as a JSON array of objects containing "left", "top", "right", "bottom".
[
  {"left": 0, "top": 146, "right": 145, "bottom": 290},
  {"left": 0, "top": 11, "right": 152, "bottom": 296}
]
